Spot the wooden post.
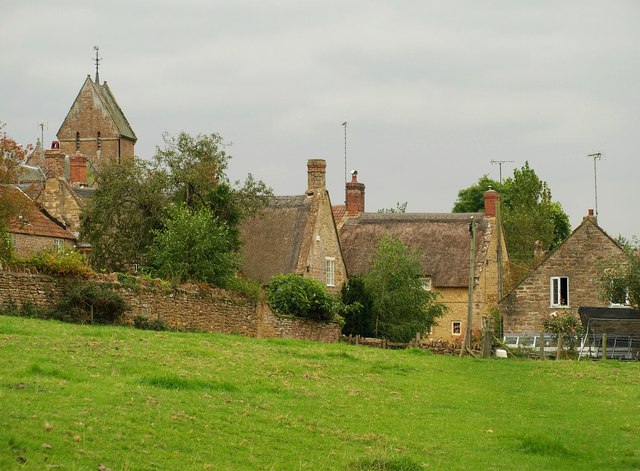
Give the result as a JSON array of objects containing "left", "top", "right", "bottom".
[
  {"left": 601, "top": 333, "right": 607, "bottom": 360},
  {"left": 556, "top": 335, "right": 563, "bottom": 360},
  {"left": 539, "top": 331, "right": 545, "bottom": 360}
]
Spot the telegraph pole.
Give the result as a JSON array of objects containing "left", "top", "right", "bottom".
[
  {"left": 460, "top": 216, "right": 476, "bottom": 357},
  {"left": 587, "top": 153, "right": 602, "bottom": 220}
]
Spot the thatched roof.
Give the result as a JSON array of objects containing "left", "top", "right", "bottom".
[
  {"left": 239, "top": 195, "right": 312, "bottom": 283},
  {"left": 339, "top": 212, "right": 491, "bottom": 288}
]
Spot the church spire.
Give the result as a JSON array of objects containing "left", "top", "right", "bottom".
[{"left": 93, "top": 46, "right": 101, "bottom": 84}]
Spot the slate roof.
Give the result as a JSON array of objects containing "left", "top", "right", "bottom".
[
  {"left": 4, "top": 186, "right": 76, "bottom": 240},
  {"left": 239, "top": 195, "right": 313, "bottom": 283},
  {"left": 339, "top": 212, "right": 491, "bottom": 288}
]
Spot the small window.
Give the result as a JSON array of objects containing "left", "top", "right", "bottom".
[
  {"left": 53, "top": 238, "right": 63, "bottom": 251},
  {"left": 550, "top": 276, "right": 569, "bottom": 307},
  {"left": 610, "top": 280, "right": 629, "bottom": 307},
  {"left": 421, "top": 277, "right": 432, "bottom": 291},
  {"left": 452, "top": 321, "right": 462, "bottom": 336},
  {"left": 76, "top": 132, "right": 80, "bottom": 151},
  {"left": 325, "top": 257, "right": 335, "bottom": 287}
]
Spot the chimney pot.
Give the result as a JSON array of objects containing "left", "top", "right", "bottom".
[{"left": 588, "top": 209, "right": 594, "bottom": 216}]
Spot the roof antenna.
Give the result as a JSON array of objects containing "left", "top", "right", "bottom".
[
  {"left": 490, "top": 160, "right": 514, "bottom": 185},
  {"left": 93, "top": 46, "right": 101, "bottom": 84},
  {"left": 587, "top": 152, "right": 603, "bottom": 220}
]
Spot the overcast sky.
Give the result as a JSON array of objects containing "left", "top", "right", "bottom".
[{"left": 3, "top": 1, "right": 639, "bottom": 239}]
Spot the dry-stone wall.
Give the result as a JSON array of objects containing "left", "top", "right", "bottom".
[{"left": 0, "top": 270, "right": 340, "bottom": 343}]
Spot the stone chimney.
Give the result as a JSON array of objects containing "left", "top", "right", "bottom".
[
  {"left": 583, "top": 209, "right": 597, "bottom": 224},
  {"left": 484, "top": 189, "right": 500, "bottom": 217},
  {"left": 346, "top": 170, "right": 365, "bottom": 215},
  {"left": 69, "top": 153, "right": 88, "bottom": 185},
  {"left": 44, "top": 147, "right": 65, "bottom": 179},
  {"left": 306, "top": 159, "right": 326, "bottom": 194}
]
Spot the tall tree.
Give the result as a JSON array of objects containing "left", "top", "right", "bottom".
[
  {"left": 453, "top": 163, "right": 571, "bottom": 278},
  {"left": 80, "top": 159, "right": 168, "bottom": 272},
  {"left": 0, "top": 124, "right": 31, "bottom": 259},
  {"left": 363, "top": 235, "right": 447, "bottom": 342}
]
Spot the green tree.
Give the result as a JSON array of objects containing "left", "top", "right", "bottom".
[
  {"left": 377, "top": 202, "right": 408, "bottom": 214},
  {"left": 265, "top": 273, "right": 342, "bottom": 321},
  {"left": 340, "top": 276, "right": 375, "bottom": 337},
  {"left": 80, "top": 159, "right": 168, "bottom": 272},
  {"left": 453, "top": 163, "right": 571, "bottom": 278},
  {"left": 600, "top": 239, "right": 640, "bottom": 310},
  {"left": 363, "top": 235, "right": 447, "bottom": 342},
  {"left": 452, "top": 175, "right": 502, "bottom": 213},
  {"left": 150, "top": 204, "right": 238, "bottom": 285},
  {"left": 0, "top": 124, "right": 31, "bottom": 259}
]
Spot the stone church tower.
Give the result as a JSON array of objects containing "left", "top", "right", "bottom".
[{"left": 56, "top": 70, "right": 137, "bottom": 166}]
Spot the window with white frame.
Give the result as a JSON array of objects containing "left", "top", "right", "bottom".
[
  {"left": 53, "top": 238, "right": 63, "bottom": 251},
  {"left": 421, "top": 277, "right": 432, "bottom": 291},
  {"left": 325, "top": 257, "right": 335, "bottom": 287},
  {"left": 452, "top": 321, "right": 462, "bottom": 336},
  {"left": 550, "top": 276, "right": 569, "bottom": 307}
]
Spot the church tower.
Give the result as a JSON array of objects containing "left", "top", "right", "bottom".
[{"left": 56, "top": 47, "right": 137, "bottom": 167}]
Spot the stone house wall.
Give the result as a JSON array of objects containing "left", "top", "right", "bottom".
[
  {"left": 11, "top": 234, "right": 74, "bottom": 258},
  {"left": 500, "top": 217, "right": 625, "bottom": 333},
  {"left": 0, "top": 270, "right": 340, "bottom": 343}
]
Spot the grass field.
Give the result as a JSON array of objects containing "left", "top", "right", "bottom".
[{"left": 1, "top": 315, "right": 639, "bottom": 470}]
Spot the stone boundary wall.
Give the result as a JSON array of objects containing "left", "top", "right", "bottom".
[{"left": 0, "top": 270, "right": 340, "bottom": 343}]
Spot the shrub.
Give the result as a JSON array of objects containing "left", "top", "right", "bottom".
[
  {"left": 133, "top": 316, "right": 169, "bottom": 331},
  {"left": 55, "top": 283, "right": 129, "bottom": 324},
  {"left": 265, "top": 274, "right": 342, "bottom": 322},
  {"left": 19, "top": 246, "right": 93, "bottom": 278},
  {"left": 225, "top": 275, "right": 263, "bottom": 302}
]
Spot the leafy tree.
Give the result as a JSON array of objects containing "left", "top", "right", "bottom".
[
  {"left": 265, "top": 274, "right": 343, "bottom": 321},
  {"left": 81, "top": 131, "right": 271, "bottom": 277},
  {"left": 453, "top": 163, "right": 571, "bottom": 278},
  {"left": 452, "top": 175, "right": 502, "bottom": 213},
  {"left": 600, "top": 239, "right": 640, "bottom": 310},
  {"left": 0, "top": 123, "right": 31, "bottom": 259},
  {"left": 80, "top": 159, "right": 168, "bottom": 272},
  {"left": 150, "top": 204, "right": 238, "bottom": 286},
  {"left": 363, "top": 235, "right": 447, "bottom": 342},
  {"left": 340, "top": 276, "right": 375, "bottom": 337}
]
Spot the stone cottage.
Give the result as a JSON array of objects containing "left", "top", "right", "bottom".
[
  {"left": 500, "top": 210, "right": 626, "bottom": 334},
  {"left": 239, "top": 159, "right": 348, "bottom": 294},
  {"left": 338, "top": 186, "right": 508, "bottom": 341}
]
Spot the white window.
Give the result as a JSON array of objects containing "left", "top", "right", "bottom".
[
  {"left": 609, "top": 283, "right": 629, "bottom": 307},
  {"left": 550, "top": 276, "right": 569, "bottom": 307},
  {"left": 325, "top": 257, "right": 335, "bottom": 287},
  {"left": 421, "top": 277, "right": 432, "bottom": 291},
  {"left": 53, "top": 238, "right": 63, "bottom": 251},
  {"left": 452, "top": 321, "right": 462, "bottom": 336}
]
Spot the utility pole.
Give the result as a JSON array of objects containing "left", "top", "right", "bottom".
[
  {"left": 460, "top": 216, "right": 476, "bottom": 357},
  {"left": 490, "top": 160, "right": 514, "bottom": 185},
  {"left": 587, "top": 153, "right": 602, "bottom": 220},
  {"left": 342, "top": 121, "right": 348, "bottom": 204}
]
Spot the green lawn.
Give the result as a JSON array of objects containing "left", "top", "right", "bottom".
[{"left": 1, "top": 315, "right": 639, "bottom": 470}]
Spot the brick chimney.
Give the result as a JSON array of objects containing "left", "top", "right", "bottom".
[
  {"left": 69, "top": 153, "right": 88, "bottom": 185},
  {"left": 307, "top": 159, "right": 326, "bottom": 193},
  {"left": 483, "top": 189, "right": 500, "bottom": 217},
  {"left": 44, "top": 147, "right": 65, "bottom": 179},
  {"left": 346, "top": 170, "right": 365, "bottom": 215}
]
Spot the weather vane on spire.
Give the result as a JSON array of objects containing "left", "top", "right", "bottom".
[{"left": 93, "top": 46, "right": 101, "bottom": 84}]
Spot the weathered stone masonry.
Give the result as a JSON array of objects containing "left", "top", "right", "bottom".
[{"left": 0, "top": 270, "right": 340, "bottom": 343}]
